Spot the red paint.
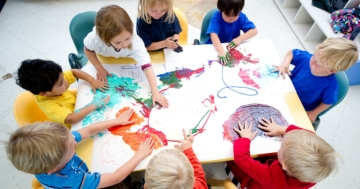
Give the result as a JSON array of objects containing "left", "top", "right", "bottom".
[
  {"left": 174, "top": 67, "right": 205, "bottom": 80},
  {"left": 108, "top": 107, "right": 144, "bottom": 136},
  {"left": 238, "top": 68, "right": 260, "bottom": 89}
]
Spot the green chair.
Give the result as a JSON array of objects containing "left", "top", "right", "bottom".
[
  {"left": 69, "top": 11, "right": 97, "bottom": 69},
  {"left": 193, "top": 8, "right": 217, "bottom": 45},
  {"left": 312, "top": 71, "right": 349, "bottom": 130}
]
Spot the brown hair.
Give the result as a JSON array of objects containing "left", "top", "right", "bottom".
[
  {"left": 5, "top": 122, "right": 70, "bottom": 174},
  {"left": 96, "top": 5, "right": 134, "bottom": 48}
]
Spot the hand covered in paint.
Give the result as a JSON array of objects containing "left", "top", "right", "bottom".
[
  {"left": 136, "top": 138, "right": 154, "bottom": 159},
  {"left": 172, "top": 39, "right": 183, "bottom": 53},
  {"left": 164, "top": 37, "right": 178, "bottom": 50},
  {"left": 152, "top": 92, "right": 169, "bottom": 108},
  {"left": 272, "top": 64, "right": 292, "bottom": 79},
  {"left": 115, "top": 108, "right": 135, "bottom": 125},
  {"left": 96, "top": 67, "right": 113, "bottom": 83},
  {"left": 90, "top": 78, "right": 109, "bottom": 93},
  {"left": 258, "top": 118, "right": 287, "bottom": 136},
  {"left": 233, "top": 121, "right": 257, "bottom": 140},
  {"left": 91, "top": 95, "right": 110, "bottom": 109},
  {"left": 217, "top": 51, "right": 231, "bottom": 66},
  {"left": 175, "top": 128, "right": 194, "bottom": 151},
  {"left": 226, "top": 39, "right": 241, "bottom": 50},
  {"left": 306, "top": 111, "right": 318, "bottom": 123}
]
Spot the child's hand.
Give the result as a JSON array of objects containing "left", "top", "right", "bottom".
[
  {"left": 306, "top": 111, "right": 318, "bottom": 123},
  {"left": 233, "top": 121, "right": 257, "bottom": 140},
  {"left": 136, "top": 138, "right": 154, "bottom": 159},
  {"left": 90, "top": 78, "right": 109, "bottom": 93},
  {"left": 217, "top": 51, "right": 230, "bottom": 66},
  {"left": 96, "top": 68, "right": 112, "bottom": 82},
  {"left": 152, "top": 92, "right": 169, "bottom": 108},
  {"left": 272, "top": 64, "right": 291, "bottom": 79},
  {"left": 226, "top": 39, "right": 241, "bottom": 50},
  {"left": 164, "top": 37, "right": 178, "bottom": 50},
  {"left": 91, "top": 95, "right": 110, "bottom": 109},
  {"left": 175, "top": 128, "right": 194, "bottom": 151},
  {"left": 258, "top": 118, "right": 287, "bottom": 136},
  {"left": 115, "top": 109, "right": 135, "bottom": 125}
]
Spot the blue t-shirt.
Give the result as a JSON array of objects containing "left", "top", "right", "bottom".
[
  {"left": 35, "top": 131, "right": 101, "bottom": 189},
  {"left": 205, "top": 10, "right": 256, "bottom": 44},
  {"left": 136, "top": 12, "right": 182, "bottom": 48},
  {"left": 290, "top": 49, "right": 338, "bottom": 111}
]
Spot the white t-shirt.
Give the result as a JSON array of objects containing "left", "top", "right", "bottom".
[{"left": 83, "top": 27, "right": 151, "bottom": 67}]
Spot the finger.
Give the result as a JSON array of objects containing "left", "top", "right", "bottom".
[
  {"left": 233, "top": 127, "right": 241, "bottom": 134},
  {"left": 182, "top": 128, "right": 187, "bottom": 140},
  {"left": 258, "top": 124, "right": 269, "bottom": 131},
  {"left": 247, "top": 122, "right": 252, "bottom": 130},
  {"left": 237, "top": 122, "right": 242, "bottom": 130},
  {"left": 264, "top": 132, "right": 273, "bottom": 137},
  {"left": 125, "top": 121, "right": 135, "bottom": 124},
  {"left": 270, "top": 118, "right": 274, "bottom": 123},
  {"left": 262, "top": 118, "right": 270, "bottom": 124},
  {"left": 92, "top": 88, "right": 96, "bottom": 93},
  {"left": 152, "top": 98, "right": 156, "bottom": 107}
]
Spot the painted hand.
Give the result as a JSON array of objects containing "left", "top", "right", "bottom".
[
  {"left": 258, "top": 118, "right": 287, "bottom": 136},
  {"left": 217, "top": 52, "right": 231, "bottom": 66},
  {"left": 90, "top": 78, "right": 109, "bottom": 93},
  {"left": 174, "top": 128, "right": 194, "bottom": 151},
  {"left": 136, "top": 138, "right": 154, "bottom": 159},
  {"left": 233, "top": 121, "right": 257, "bottom": 140},
  {"left": 226, "top": 40, "right": 239, "bottom": 50},
  {"left": 152, "top": 92, "right": 169, "bottom": 108},
  {"left": 165, "top": 37, "right": 178, "bottom": 50},
  {"left": 272, "top": 64, "right": 292, "bottom": 79},
  {"left": 91, "top": 95, "right": 110, "bottom": 109},
  {"left": 115, "top": 108, "right": 135, "bottom": 125},
  {"left": 96, "top": 68, "right": 112, "bottom": 83}
]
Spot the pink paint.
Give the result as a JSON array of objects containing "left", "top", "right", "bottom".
[{"left": 238, "top": 68, "right": 260, "bottom": 89}]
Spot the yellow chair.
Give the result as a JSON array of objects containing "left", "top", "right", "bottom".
[
  {"left": 207, "top": 178, "right": 238, "bottom": 189},
  {"left": 173, "top": 7, "right": 188, "bottom": 46}
]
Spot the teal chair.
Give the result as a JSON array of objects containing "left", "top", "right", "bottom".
[
  {"left": 193, "top": 8, "right": 217, "bottom": 45},
  {"left": 69, "top": 11, "right": 97, "bottom": 69},
  {"left": 312, "top": 71, "right": 349, "bottom": 130}
]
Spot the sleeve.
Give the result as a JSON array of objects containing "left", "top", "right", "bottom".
[
  {"left": 322, "top": 79, "right": 338, "bottom": 105},
  {"left": 172, "top": 14, "right": 182, "bottom": 34},
  {"left": 136, "top": 18, "right": 153, "bottom": 47},
  {"left": 129, "top": 34, "right": 152, "bottom": 67},
  {"left": 63, "top": 70, "right": 76, "bottom": 86},
  {"left": 183, "top": 148, "right": 207, "bottom": 189},
  {"left": 239, "top": 13, "right": 256, "bottom": 33},
  {"left": 72, "top": 131, "right": 83, "bottom": 143},
  {"left": 206, "top": 11, "right": 221, "bottom": 36},
  {"left": 291, "top": 49, "right": 312, "bottom": 66},
  {"left": 232, "top": 138, "right": 275, "bottom": 185},
  {"left": 40, "top": 102, "right": 72, "bottom": 124},
  {"left": 83, "top": 27, "right": 97, "bottom": 52},
  {"left": 285, "top": 125, "right": 314, "bottom": 134},
  {"left": 80, "top": 172, "right": 101, "bottom": 189}
]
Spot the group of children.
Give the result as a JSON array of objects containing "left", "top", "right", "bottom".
[{"left": 5, "top": 0, "right": 359, "bottom": 188}]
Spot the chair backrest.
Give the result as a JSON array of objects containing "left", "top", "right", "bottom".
[
  {"left": 319, "top": 71, "right": 349, "bottom": 117},
  {"left": 13, "top": 91, "right": 50, "bottom": 127},
  {"left": 200, "top": 8, "right": 217, "bottom": 44},
  {"left": 173, "top": 7, "right": 188, "bottom": 45}
]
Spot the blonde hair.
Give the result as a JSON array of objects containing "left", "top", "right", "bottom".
[
  {"left": 281, "top": 130, "right": 343, "bottom": 183},
  {"left": 316, "top": 37, "right": 358, "bottom": 71},
  {"left": 145, "top": 149, "right": 194, "bottom": 189},
  {"left": 5, "top": 122, "right": 70, "bottom": 174},
  {"left": 138, "top": 0, "right": 175, "bottom": 24},
  {"left": 96, "top": 5, "right": 133, "bottom": 49}
]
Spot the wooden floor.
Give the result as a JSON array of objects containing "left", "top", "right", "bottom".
[{"left": 174, "top": 0, "right": 217, "bottom": 29}]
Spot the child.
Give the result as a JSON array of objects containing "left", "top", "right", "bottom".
[
  {"left": 144, "top": 129, "right": 207, "bottom": 189},
  {"left": 206, "top": 0, "right": 258, "bottom": 65},
  {"left": 226, "top": 119, "right": 342, "bottom": 188},
  {"left": 15, "top": 59, "right": 108, "bottom": 129},
  {"left": 274, "top": 38, "right": 358, "bottom": 122},
  {"left": 5, "top": 109, "right": 154, "bottom": 189},
  {"left": 137, "top": 0, "right": 182, "bottom": 52},
  {"left": 84, "top": 5, "right": 169, "bottom": 108}
]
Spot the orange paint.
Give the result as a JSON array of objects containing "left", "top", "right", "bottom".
[
  {"left": 108, "top": 107, "right": 144, "bottom": 136},
  {"left": 122, "top": 132, "right": 163, "bottom": 151}
]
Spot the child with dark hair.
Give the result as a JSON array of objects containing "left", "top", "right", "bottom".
[
  {"left": 206, "top": 0, "right": 258, "bottom": 65},
  {"left": 16, "top": 59, "right": 108, "bottom": 128}
]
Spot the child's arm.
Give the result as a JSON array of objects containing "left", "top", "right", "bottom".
[
  {"left": 273, "top": 50, "right": 293, "bottom": 79},
  {"left": 84, "top": 47, "right": 112, "bottom": 82},
  {"left": 98, "top": 138, "right": 154, "bottom": 188},
  {"left": 146, "top": 37, "right": 178, "bottom": 51},
  {"left": 143, "top": 67, "right": 169, "bottom": 108},
  {"left": 307, "top": 103, "right": 331, "bottom": 123},
  {"left": 71, "top": 69, "right": 108, "bottom": 92},
  {"left": 175, "top": 129, "right": 207, "bottom": 188},
  {"left": 210, "top": 33, "right": 230, "bottom": 66},
  {"left": 227, "top": 28, "right": 258, "bottom": 49}
]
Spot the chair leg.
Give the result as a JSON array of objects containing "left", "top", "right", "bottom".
[
  {"left": 312, "top": 117, "right": 320, "bottom": 131},
  {"left": 193, "top": 39, "right": 200, "bottom": 45}
]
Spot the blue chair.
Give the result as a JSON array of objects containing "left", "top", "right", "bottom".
[
  {"left": 312, "top": 71, "right": 349, "bottom": 130},
  {"left": 69, "top": 11, "right": 97, "bottom": 69},
  {"left": 193, "top": 8, "right": 217, "bottom": 45}
]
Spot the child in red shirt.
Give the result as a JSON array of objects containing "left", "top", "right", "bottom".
[{"left": 227, "top": 119, "right": 342, "bottom": 189}]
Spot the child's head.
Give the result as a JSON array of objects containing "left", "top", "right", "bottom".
[
  {"left": 277, "top": 130, "right": 342, "bottom": 183},
  {"left": 217, "top": 0, "right": 244, "bottom": 23},
  {"left": 310, "top": 38, "right": 358, "bottom": 76},
  {"left": 144, "top": 149, "right": 194, "bottom": 189},
  {"left": 16, "top": 59, "right": 67, "bottom": 96},
  {"left": 96, "top": 5, "right": 133, "bottom": 49},
  {"left": 6, "top": 122, "right": 75, "bottom": 174},
  {"left": 138, "top": 0, "right": 175, "bottom": 24}
]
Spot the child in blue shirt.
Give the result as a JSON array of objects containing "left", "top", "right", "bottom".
[
  {"left": 274, "top": 38, "right": 358, "bottom": 123},
  {"left": 6, "top": 109, "right": 154, "bottom": 189},
  {"left": 137, "top": 0, "right": 182, "bottom": 51},
  {"left": 206, "top": 0, "right": 258, "bottom": 65}
]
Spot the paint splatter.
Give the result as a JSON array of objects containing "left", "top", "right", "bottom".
[
  {"left": 222, "top": 103, "right": 288, "bottom": 142},
  {"left": 226, "top": 49, "right": 260, "bottom": 68},
  {"left": 157, "top": 67, "right": 205, "bottom": 89}
]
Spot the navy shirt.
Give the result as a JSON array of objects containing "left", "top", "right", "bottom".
[
  {"left": 205, "top": 10, "right": 256, "bottom": 44},
  {"left": 290, "top": 49, "right": 338, "bottom": 111},
  {"left": 137, "top": 12, "right": 182, "bottom": 48}
]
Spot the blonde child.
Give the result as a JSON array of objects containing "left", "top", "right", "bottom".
[
  {"left": 226, "top": 119, "right": 342, "bottom": 188},
  {"left": 206, "top": 0, "right": 258, "bottom": 65},
  {"left": 144, "top": 129, "right": 207, "bottom": 189},
  {"left": 15, "top": 59, "right": 108, "bottom": 129},
  {"left": 6, "top": 109, "right": 154, "bottom": 189},
  {"left": 274, "top": 38, "right": 358, "bottom": 122},
  {"left": 84, "top": 5, "right": 169, "bottom": 108},
  {"left": 137, "top": 0, "right": 182, "bottom": 51}
]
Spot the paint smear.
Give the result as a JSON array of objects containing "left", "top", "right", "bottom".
[
  {"left": 227, "top": 49, "right": 260, "bottom": 68},
  {"left": 108, "top": 107, "right": 145, "bottom": 136},
  {"left": 238, "top": 68, "right": 260, "bottom": 89},
  {"left": 157, "top": 67, "right": 205, "bottom": 89},
  {"left": 122, "top": 125, "right": 167, "bottom": 151}
]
